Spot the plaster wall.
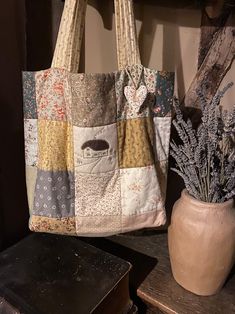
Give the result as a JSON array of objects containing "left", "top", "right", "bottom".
[{"left": 82, "top": 1, "right": 234, "bottom": 108}]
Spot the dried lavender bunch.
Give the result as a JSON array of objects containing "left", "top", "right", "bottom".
[{"left": 171, "top": 83, "right": 235, "bottom": 203}]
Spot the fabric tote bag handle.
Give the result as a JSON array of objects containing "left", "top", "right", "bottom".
[{"left": 51, "top": 0, "right": 141, "bottom": 72}]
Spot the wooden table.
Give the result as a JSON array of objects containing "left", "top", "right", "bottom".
[{"left": 109, "top": 232, "right": 235, "bottom": 314}]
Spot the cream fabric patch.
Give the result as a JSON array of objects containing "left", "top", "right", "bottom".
[
  {"left": 73, "top": 123, "right": 118, "bottom": 174},
  {"left": 24, "top": 119, "right": 38, "bottom": 167},
  {"left": 121, "top": 165, "right": 164, "bottom": 216},
  {"left": 75, "top": 170, "right": 121, "bottom": 218},
  {"left": 26, "top": 165, "right": 37, "bottom": 212},
  {"left": 153, "top": 117, "right": 171, "bottom": 161},
  {"left": 124, "top": 85, "right": 147, "bottom": 118}
]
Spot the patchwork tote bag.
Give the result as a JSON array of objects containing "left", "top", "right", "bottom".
[{"left": 23, "top": 0, "right": 174, "bottom": 236}]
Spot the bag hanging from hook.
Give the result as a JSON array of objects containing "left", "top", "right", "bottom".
[{"left": 22, "top": 0, "right": 175, "bottom": 236}]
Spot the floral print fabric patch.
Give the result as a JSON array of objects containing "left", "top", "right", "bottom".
[
  {"left": 153, "top": 117, "right": 172, "bottom": 161},
  {"left": 120, "top": 165, "right": 165, "bottom": 216},
  {"left": 153, "top": 71, "right": 174, "bottom": 117},
  {"left": 29, "top": 216, "right": 76, "bottom": 235},
  {"left": 24, "top": 119, "right": 38, "bottom": 167},
  {"left": 35, "top": 69, "right": 71, "bottom": 121},
  {"left": 33, "top": 170, "right": 75, "bottom": 218},
  {"left": 22, "top": 72, "right": 37, "bottom": 119},
  {"left": 75, "top": 170, "right": 121, "bottom": 217}
]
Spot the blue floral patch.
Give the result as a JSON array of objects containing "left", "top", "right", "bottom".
[
  {"left": 22, "top": 71, "right": 37, "bottom": 119},
  {"left": 152, "top": 71, "right": 174, "bottom": 117}
]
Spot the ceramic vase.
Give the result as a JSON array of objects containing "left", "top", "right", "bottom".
[{"left": 168, "top": 189, "right": 235, "bottom": 296}]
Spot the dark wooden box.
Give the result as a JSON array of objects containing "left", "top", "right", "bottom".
[{"left": 0, "top": 233, "right": 132, "bottom": 314}]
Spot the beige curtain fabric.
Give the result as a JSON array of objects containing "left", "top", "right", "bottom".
[{"left": 51, "top": 0, "right": 141, "bottom": 72}]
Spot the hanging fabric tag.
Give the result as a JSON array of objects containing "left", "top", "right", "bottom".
[{"left": 124, "top": 85, "right": 148, "bottom": 112}]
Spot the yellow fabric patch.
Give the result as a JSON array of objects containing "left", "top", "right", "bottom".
[
  {"left": 117, "top": 117, "right": 154, "bottom": 168},
  {"left": 38, "top": 120, "right": 74, "bottom": 171},
  {"left": 29, "top": 215, "right": 76, "bottom": 235}
]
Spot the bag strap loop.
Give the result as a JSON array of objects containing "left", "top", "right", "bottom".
[
  {"left": 51, "top": 0, "right": 141, "bottom": 72},
  {"left": 115, "top": 0, "right": 141, "bottom": 69}
]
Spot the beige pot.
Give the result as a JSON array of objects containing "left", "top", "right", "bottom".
[{"left": 168, "top": 189, "right": 235, "bottom": 296}]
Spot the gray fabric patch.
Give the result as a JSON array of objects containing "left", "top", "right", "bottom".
[
  {"left": 70, "top": 73, "right": 117, "bottom": 127},
  {"left": 22, "top": 71, "right": 38, "bottom": 119},
  {"left": 33, "top": 170, "right": 75, "bottom": 218}
]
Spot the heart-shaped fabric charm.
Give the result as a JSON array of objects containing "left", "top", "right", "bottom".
[{"left": 124, "top": 85, "right": 148, "bottom": 113}]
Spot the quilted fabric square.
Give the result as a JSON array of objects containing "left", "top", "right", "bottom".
[
  {"left": 24, "top": 119, "right": 38, "bottom": 167},
  {"left": 70, "top": 73, "right": 117, "bottom": 127},
  {"left": 38, "top": 120, "right": 74, "bottom": 171},
  {"left": 29, "top": 216, "right": 76, "bottom": 235},
  {"left": 35, "top": 68, "right": 71, "bottom": 121},
  {"left": 33, "top": 170, "right": 75, "bottom": 218},
  {"left": 117, "top": 117, "right": 155, "bottom": 168},
  {"left": 115, "top": 67, "right": 156, "bottom": 121},
  {"left": 22, "top": 72, "right": 37, "bottom": 119},
  {"left": 75, "top": 170, "right": 121, "bottom": 217},
  {"left": 25, "top": 165, "right": 37, "bottom": 212},
  {"left": 115, "top": 69, "right": 150, "bottom": 121},
  {"left": 120, "top": 165, "right": 165, "bottom": 216},
  {"left": 115, "top": 70, "right": 129, "bottom": 120},
  {"left": 144, "top": 68, "right": 157, "bottom": 93},
  {"left": 153, "top": 117, "right": 172, "bottom": 161},
  {"left": 156, "top": 160, "right": 169, "bottom": 201},
  {"left": 73, "top": 123, "right": 118, "bottom": 174},
  {"left": 153, "top": 71, "right": 174, "bottom": 117}
]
